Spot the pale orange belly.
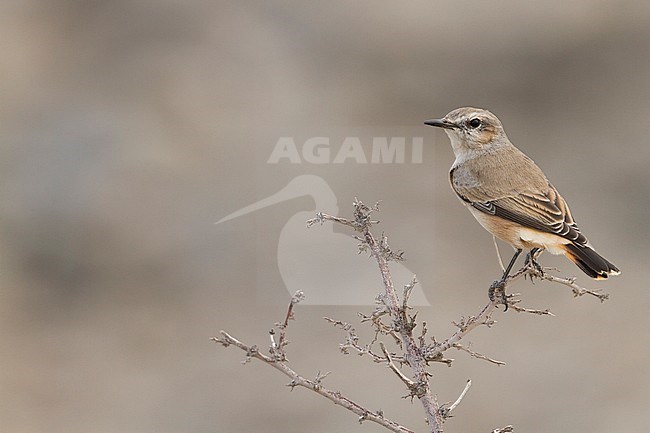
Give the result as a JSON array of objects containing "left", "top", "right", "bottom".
[{"left": 467, "top": 205, "right": 568, "bottom": 255}]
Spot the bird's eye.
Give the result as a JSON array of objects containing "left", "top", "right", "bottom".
[{"left": 468, "top": 118, "right": 481, "bottom": 128}]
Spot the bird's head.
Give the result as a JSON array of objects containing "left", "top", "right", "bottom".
[{"left": 425, "top": 107, "right": 507, "bottom": 155}]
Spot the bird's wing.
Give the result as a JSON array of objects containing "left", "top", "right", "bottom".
[{"left": 466, "top": 185, "right": 588, "bottom": 246}]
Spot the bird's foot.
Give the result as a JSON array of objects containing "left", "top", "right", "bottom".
[
  {"left": 489, "top": 280, "right": 510, "bottom": 311},
  {"left": 524, "top": 252, "right": 544, "bottom": 277}
]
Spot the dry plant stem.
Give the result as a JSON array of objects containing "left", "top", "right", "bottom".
[
  {"left": 313, "top": 205, "right": 445, "bottom": 433},
  {"left": 453, "top": 344, "right": 505, "bottom": 366},
  {"left": 324, "top": 317, "right": 387, "bottom": 362},
  {"left": 270, "top": 291, "right": 303, "bottom": 361},
  {"left": 492, "top": 236, "right": 506, "bottom": 272},
  {"left": 364, "top": 226, "right": 444, "bottom": 431},
  {"left": 431, "top": 263, "right": 596, "bottom": 360},
  {"left": 214, "top": 331, "right": 413, "bottom": 433},
  {"left": 380, "top": 341, "right": 416, "bottom": 388},
  {"left": 442, "top": 379, "right": 472, "bottom": 417},
  {"left": 433, "top": 301, "right": 499, "bottom": 358},
  {"left": 535, "top": 270, "right": 610, "bottom": 301}
]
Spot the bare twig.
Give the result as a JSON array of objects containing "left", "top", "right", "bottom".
[
  {"left": 380, "top": 341, "right": 416, "bottom": 389},
  {"left": 214, "top": 329, "right": 412, "bottom": 433},
  {"left": 271, "top": 290, "right": 305, "bottom": 361},
  {"left": 448, "top": 379, "right": 472, "bottom": 413},
  {"left": 323, "top": 317, "right": 386, "bottom": 362},
  {"left": 432, "top": 301, "right": 499, "bottom": 359},
  {"left": 506, "top": 261, "right": 610, "bottom": 302},
  {"left": 439, "top": 379, "right": 472, "bottom": 419},
  {"left": 213, "top": 289, "right": 414, "bottom": 432},
  {"left": 311, "top": 200, "right": 444, "bottom": 431},
  {"left": 492, "top": 425, "right": 514, "bottom": 433},
  {"left": 355, "top": 200, "right": 445, "bottom": 431},
  {"left": 358, "top": 310, "right": 402, "bottom": 348},
  {"left": 532, "top": 269, "right": 610, "bottom": 302},
  {"left": 453, "top": 343, "right": 505, "bottom": 366},
  {"left": 403, "top": 276, "right": 417, "bottom": 311},
  {"left": 493, "top": 236, "right": 506, "bottom": 272},
  {"left": 433, "top": 260, "right": 600, "bottom": 359},
  {"left": 509, "top": 303, "right": 555, "bottom": 316}
]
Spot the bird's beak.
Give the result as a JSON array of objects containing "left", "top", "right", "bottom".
[{"left": 424, "top": 118, "right": 457, "bottom": 129}]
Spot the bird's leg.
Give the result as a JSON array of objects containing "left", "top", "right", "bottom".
[
  {"left": 501, "top": 248, "right": 523, "bottom": 280},
  {"left": 489, "top": 248, "right": 522, "bottom": 311},
  {"left": 524, "top": 247, "right": 544, "bottom": 275}
]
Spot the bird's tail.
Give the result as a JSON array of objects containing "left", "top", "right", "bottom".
[{"left": 562, "top": 243, "right": 620, "bottom": 280}]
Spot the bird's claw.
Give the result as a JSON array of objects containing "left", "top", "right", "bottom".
[
  {"left": 489, "top": 280, "right": 509, "bottom": 311},
  {"left": 526, "top": 259, "right": 544, "bottom": 277},
  {"left": 524, "top": 250, "right": 545, "bottom": 276}
]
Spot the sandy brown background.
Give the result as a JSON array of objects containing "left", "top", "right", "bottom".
[{"left": 1, "top": 1, "right": 649, "bottom": 432}]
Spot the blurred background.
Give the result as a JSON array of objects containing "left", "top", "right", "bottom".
[{"left": 1, "top": 1, "right": 649, "bottom": 432}]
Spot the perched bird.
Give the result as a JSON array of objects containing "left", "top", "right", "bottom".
[{"left": 425, "top": 107, "right": 619, "bottom": 298}]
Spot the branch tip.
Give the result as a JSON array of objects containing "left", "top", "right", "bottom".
[
  {"left": 492, "top": 425, "right": 514, "bottom": 433},
  {"left": 439, "top": 379, "right": 472, "bottom": 419}
]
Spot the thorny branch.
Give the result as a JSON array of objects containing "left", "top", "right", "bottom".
[
  {"left": 453, "top": 343, "right": 505, "bottom": 366},
  {"left": 216, "top": 198, "right": 611, "bottom": 433},
  {"left": 270, "top": 290, "right": 305, "bottom": 362},
  {"left": 213, "top": 292, "right": 413, "bottom": 433},
  {"left": 309, "top": 200, "right": 447, "bottom": 431}
]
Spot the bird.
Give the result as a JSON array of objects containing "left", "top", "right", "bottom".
[{"left": 424, "top": 107, "right": 619, "bottom": 302}]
